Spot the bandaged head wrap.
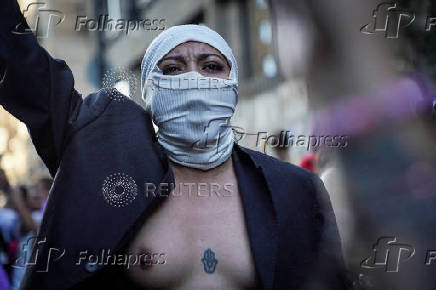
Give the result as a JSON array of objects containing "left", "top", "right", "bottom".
[{"left": 141, "top": 25, "right": 238, "bottom": 170}]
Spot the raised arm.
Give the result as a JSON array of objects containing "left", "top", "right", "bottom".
[{"left": 0, "top": 0, "right": 83, "bottom": 177}]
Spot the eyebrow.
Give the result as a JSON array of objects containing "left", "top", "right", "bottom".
[{"left": 159, "top": 53, "right": 230, "bottom": 67}]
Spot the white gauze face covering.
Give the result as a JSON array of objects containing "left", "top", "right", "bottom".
[{"left": 141, "top": 25, "right": 239, "bottom": 170}]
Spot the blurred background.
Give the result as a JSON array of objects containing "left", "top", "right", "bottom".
[{"left": 0, "top": 0, "right": 436, "bottom": 289}]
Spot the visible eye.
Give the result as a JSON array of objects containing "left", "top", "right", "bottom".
[
  {"left": 203, "top": 63, "right": 224, "bottom": 73},
  {"left": 162, "top": 66, "right": 182, "bottom": 75}
]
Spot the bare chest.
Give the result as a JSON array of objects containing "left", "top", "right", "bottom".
[{"left": 125, "top": 160, "right": 258, "bottom": 289}]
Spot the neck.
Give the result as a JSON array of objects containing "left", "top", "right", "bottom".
[{"left": 169, "top": 156, "right": 232, "bottom": 181}]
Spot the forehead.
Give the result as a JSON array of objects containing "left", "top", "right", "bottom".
[{"left": 164, "top": 41, "right": 223, "bottom": 56}]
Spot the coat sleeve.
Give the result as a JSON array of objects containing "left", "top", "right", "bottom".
[
  {"left": 307, "top": 174, "right": 352, "bottom": 290},
  {"left": 0, "top": 0, "right": 83, "bottom": 177}
]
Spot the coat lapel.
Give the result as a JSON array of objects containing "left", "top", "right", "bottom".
[{"left": 232, "top": 144, "right": 279, "bottom": 290}]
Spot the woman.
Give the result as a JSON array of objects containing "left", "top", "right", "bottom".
[{"left": 0, "top": 1, "right": 348, "bottom": 288}]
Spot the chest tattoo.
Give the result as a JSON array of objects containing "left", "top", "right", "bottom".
[{"left": 201, "top": 248, "right": 218, "bottom": 274}]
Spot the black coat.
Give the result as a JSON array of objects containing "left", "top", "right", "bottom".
[{"left": 0, "top": 1, "right": 349, "bottom": 289}]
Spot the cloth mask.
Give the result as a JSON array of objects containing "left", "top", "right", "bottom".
[
  {"left": 141, "top": 24, "right": 239, "bottom": 170},
  {"left": 145, "top": 69, "right": 238, "bottom": 170}
]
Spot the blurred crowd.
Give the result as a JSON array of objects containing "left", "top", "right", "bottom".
[{"left": 0, "top": 169, "right": 51, "bottom": 290}]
